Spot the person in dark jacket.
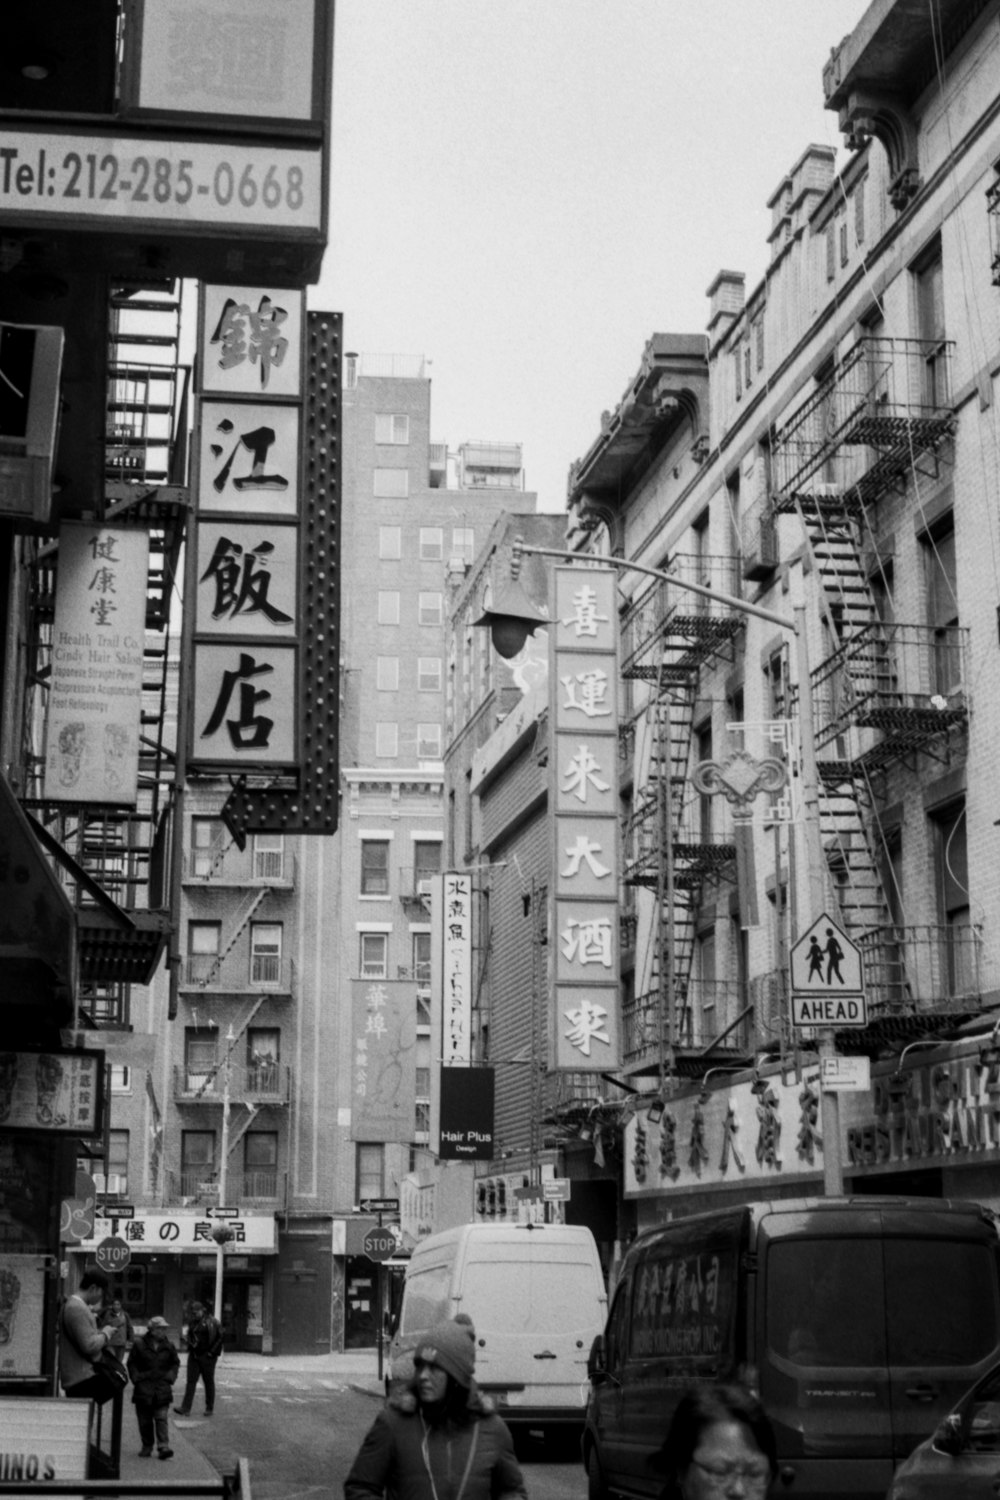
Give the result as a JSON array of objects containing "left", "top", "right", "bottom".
[
  {"left": 345, "top": 1319, "right": 527, "bottom": 1500},
  {"left": 174, "top": 1300, "right": 223, "bottom": 1416},
  {"left": 127, "top": 1317, "right": 180, "bottom": 1460}
]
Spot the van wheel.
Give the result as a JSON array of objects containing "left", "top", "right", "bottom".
[{"left": 587, "top": 1448, "right": 609, "bottom": 1500}]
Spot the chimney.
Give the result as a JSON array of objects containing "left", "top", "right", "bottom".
[{"left": 706, "top": 270, "right": 745, "bottom": 345}]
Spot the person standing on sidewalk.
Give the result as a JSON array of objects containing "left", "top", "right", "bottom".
[
  {"left": 105, "top": 1297, "right": 134, "bottom": 1361},
  {"left": 127, "top": 1316, "right": 180, "bottom": 1460},
  {"left": 174, "top": 1300, "right": 223, "bottom": 1417},
  {"left": 58, "top": 1269, "right": 117, "bottom": 1400}
]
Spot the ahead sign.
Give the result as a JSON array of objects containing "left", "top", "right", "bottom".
[{"left": 790, "top": 912, "right": 867, "bottom": 1028}]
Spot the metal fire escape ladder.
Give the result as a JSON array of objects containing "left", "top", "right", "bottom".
[{"left": 202, "top": 888, "right": 270, "bottom": 987}]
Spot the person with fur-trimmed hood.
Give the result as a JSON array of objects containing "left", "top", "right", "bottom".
[{"left": 345, "top": 1320, "right": 527, "bottom": 1500}]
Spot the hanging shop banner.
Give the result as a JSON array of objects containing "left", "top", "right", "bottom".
[
  {"left": 549, "top": 567, "right": 620, "bottom": 1070},
  {"left": 191, "top": 642, "right": 298, "bottom": 764},
  {"left": 439, "top": 873, "right": 473, "bottom": 1066},
  {"left": 195, "top": 521, "right": 298, "bottom": 638},
  {"left": 43, "top": 524, "right": 149, "bottom": 804},
  {"left": 77, "top": 1212, "right": 277, "bottom": 1255},
  {"left": 0, "top": 1051, "right": 104, "bottom": 1137},
  {"left": 126, "top": 0, "right": 322, "bottom": 123},
  {"left": 350, "top": 980, "right": 418, "bottom": 1144},
  {"left": 0, "top": 1255, "right": 47, "bottom": 1378},
  {"left": 437, "top": 1067, "right": 495, "bottom": 1161},
  {"left": 197, "top": 401, "right": 301, "bottom": 518}
]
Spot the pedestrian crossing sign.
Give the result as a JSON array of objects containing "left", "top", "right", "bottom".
[{"left": 790, "top": 913, "right": 867, "bottom": 1027}]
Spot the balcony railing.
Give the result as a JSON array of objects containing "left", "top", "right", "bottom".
[
  {"left": 621, "top": 554, "right": 744, "bottom": 679},
  {"left": 859, "top": 923, "right": 989, "bottom": 1016},
  {"left": 624, "top": 796, "right": 736, "bottom": 888},
  {"left": 812, "top": 621, "right": 969, "bottom": 766},
  {"left": 173, "top": 1062, "right": 291, "bottom": 1104},
  {"left": 770, "top": 336, "right": 956, "bottom": 505},
  {"left": 168, "top": 1168, "right": 286, "bottom": 1206},
  {"left": 623, "top": 981, "right": 754, "bottom": 1064},
  {"left": 399, "top": 868, "right": 437, "bottom": 903},
  {"left": 183, "top": 848, "right": 295, "bottom": 886},
  {"left": 182, "top": 955, "right": 297, "bottom": 995}
]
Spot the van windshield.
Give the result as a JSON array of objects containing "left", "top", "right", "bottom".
[
  {"left": 462, "top": 1260, "right": 598, "bottom": 1335},
  {"left": 766, "top": 1236, "right": 998, "bottom": 1367}
]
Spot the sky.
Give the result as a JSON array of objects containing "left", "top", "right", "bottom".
[{"left": 316, "top": 1, "right": 872, "bottom": 512}]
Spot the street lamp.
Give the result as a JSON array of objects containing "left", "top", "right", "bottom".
[{"left": 475, "top": 536, "right": 846, "bottom": 1193}]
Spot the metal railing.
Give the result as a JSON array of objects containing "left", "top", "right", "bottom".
[
  {"left": 812, "top": 620, "right": 969, "bottom": 755},
  {"left": 859, "top": 923, "right": 988, "bottom": 1015},
  {"left": 184, "top": 848, "right": 295, "bottom": 885},
  {"left": 168, "top": 1169, "right": 286, "bottom": 1206},
  {"left": 182, "top": 955, "right": 297, "bottom": 994},
  {"left": 173, "top": 1062, "right": 291, "bottom": 1102},
  {"left": 771, "top": 335, "right": 956, "bottom": 500},
  {"left": 621, "top": 554, "right": 744, "bottom": 674},
  {"left": 623, "top": 981, "right": 754, "bottom": 1063}
]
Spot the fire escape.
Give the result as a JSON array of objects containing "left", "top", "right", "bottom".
[
  {"left": 20, "top": 285, "right": 190, "bottom": 1028},
  {"left": 621, "top": 552, "right": 745, "bottom": 1076},
  {"left": 761, "top": 334, "right": 981, "bottom": 1045},
  {"left": 173, "top": 825, "right": 296, "bottom": 1207}
]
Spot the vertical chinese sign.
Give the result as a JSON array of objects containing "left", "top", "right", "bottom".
[
  {"left": 550, "top": 567, "right": 620, "bottom": 1070},
  {"left": 429, "top": 873, "right": 491, "bottom": 1158},
  {"left": 350, "top": 980, "right": 417, "bottom": 1143},
  {"left": 44, "top": 524, "right": 149, "bottom": 804},
  {"left": 187, "top": 286, "right": 341, "bottom": 837}
]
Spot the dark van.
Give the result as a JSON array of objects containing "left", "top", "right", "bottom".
[{"left": 583, "top": 1196, "right": 1000, "bottom": 1500}]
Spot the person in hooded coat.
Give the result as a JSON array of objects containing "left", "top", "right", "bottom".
[{"left": 345, "top": 1320, "right": 527, "bottom": 1500}]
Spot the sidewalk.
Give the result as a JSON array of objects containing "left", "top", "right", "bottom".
[{"left": 117, "top": 1427, "right": 222, "bottom": 1488}]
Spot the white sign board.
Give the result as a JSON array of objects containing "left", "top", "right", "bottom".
[
  {"left": 0, "top": 1397, "right": 89, "bottom": 1482},
  {"left": 790, "top": 912, "right": 867, "bottom": 1028},
  {"left": 542, "top": 1178, "right": 571, "bottom": 1202},
  {"left": 818, "top": 1055, "right": 872, "bottom": 1093}
]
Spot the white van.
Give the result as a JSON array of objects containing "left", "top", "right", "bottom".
[{"left": 388, "top": 1222, "right": 607, "bottom": 1437}]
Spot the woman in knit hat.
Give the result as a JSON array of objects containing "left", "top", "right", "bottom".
[{"left": 345, "top": 1320, "right": 527, "bottom": 1500}]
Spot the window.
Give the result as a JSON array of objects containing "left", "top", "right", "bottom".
[
  {"left": 419, "top": 527, "right": 443, "bottom": 560},
  {"left": 375, "top": 413, "right": 409, "bottom": 445},
  {"left": 417, "top": 723, "right": 442, "bottom": 758},
  {"left": 695, "top": 928, "right": 716, "bottom": 1046},
  {"left": 95, "top": 1129, "right": 129, "bottom": 1197},
  {"left": 187, "top": 921, "right": 221, "bottom": 983},
  {"left": 417, "top": 657, "right": 442, "bottom": 692},
  {"left": 915, "top": 241, "right": 946, "bottom": 405},
  {"left": 185, "top": 1028, "right": 218, "bottom": 1089},
  {"left": 854, "top": 178, "right": 866, "bottom": 246},
  {"left": 932, "top": 799, "right": 972, "bottom": 996},
  {"left": 243, "top": 1131, "right": 278, "bottom": 1197},
  {"left": 356, "top": 1143, "right": 385, "bottom": 1204},
  {"left": 826, "top": 221, "right": 836, "bottom": 280},
  {"left": 361, "top": 840, "right": 390, "bottom": 896},
  {"left": 379, "top": 525, "right": 402, "bottom": 559},
  {"left": 375, "top": 721, "right": 398, "bottom": 757},
  {"left": 377, "top": 656, "right": 399, "bottom": 691},
  {"left": 247, "top": 1029, "right": 280, "bottom": 1090},
  {"left": 377, "top": 591, "right": 400, "bottom": 625},
  {"left": 360, "top": 932, "right": 388, "bottom": 979},
  {"left": 191, "top": 817, "right": 223, "bottom": 878},
  {"left": 181, "top": 1131, "right": 216, "bottom": 1196},
  {"left": 764, "top": 649, "right": 786, "bottom": 719},
  {"left": 734, "top": 346, "right": 742, "bottom": 400},
  {"left": 695, "top": 722, "right": 713, "bottom": 842},
  {"left": 373, "top": 468, "right": 408, "bottom": 498},
  {"left": 839, "top": 213, "right": 849, "bottom": 267},
  {"left": 413, "top": 841, "right": 441, "bottom": 887},
  {"left": 250, "top": 922, "right": 282, "bottom": 984},
  {"left": 418, "top": 592, "right": 443, "bottom": 626},
  {"left": 452, "top": 527, "right": 474, "bottom": 563},
  {"left": 110, "top": 1065, "right": 131, "bottom": 1093},
  {"left": 413, "top": 931, "right": 432, "bottom": 994},
  {"left": 253, "top": 832, "right": 284, "bottom": 881},
  {"left": 922, "top": 518, "right": 960, "bottom": 697}
]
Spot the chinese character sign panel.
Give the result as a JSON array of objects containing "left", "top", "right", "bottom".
[
  {"left": 189, "top": 283, "right": 305, "bottom": 775},
  {"left": 0, "top": 1052, "right": 103, "bottom": 1136},
  {"left": 439, "top": 873, "right": 473, "bottom": 1066},
  {"left": 199, "top": 286, "right": 304, "bottom": 399},
  {"left": 550, "top": 568, "right": 620, "bottom": 1070},
  {"left": 44, "top": 525, "right": 149, "bottom": 804},
  {"left": 350, "top": 980, "right": 418, "bottom": 1143}
]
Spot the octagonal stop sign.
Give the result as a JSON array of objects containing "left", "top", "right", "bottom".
[
  {"left": 362, "top": 1226, "right": 396, "bottom": 1262},
  {"left": 95, "top": 1234, "right": 131, "bottom": 1274}
]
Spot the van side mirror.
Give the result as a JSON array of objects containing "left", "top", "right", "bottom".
[
  {"left": 587, "top": 1334, "right": 607, "bottom": 1382},
  {"left": 933, "top": 1413, "right": 964, "bottom": 1456}
]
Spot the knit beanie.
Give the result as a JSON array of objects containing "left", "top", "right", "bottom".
[{"left": 416, "top": 1320, "right": 476, "bottom": 1389}]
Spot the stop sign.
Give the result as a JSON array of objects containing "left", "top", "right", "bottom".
[
  {"left": 363, "top": 1227, "right": 397, "bottom": 1262},
  {"left": 95, "top": 1235, "right": 131, "bottom": 1273}
]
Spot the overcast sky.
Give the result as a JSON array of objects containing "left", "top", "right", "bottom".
[{"left": 316, "top": 1, "right": 871, "bottom": 511}]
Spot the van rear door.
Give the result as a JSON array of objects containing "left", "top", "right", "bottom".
[{"left": 462, "top": 1242, "right": 604, "bottom": 1419}]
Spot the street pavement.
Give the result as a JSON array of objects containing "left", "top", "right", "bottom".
[{"left": 117, "top": 1351, "right": 384, "bottom": 1489}]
